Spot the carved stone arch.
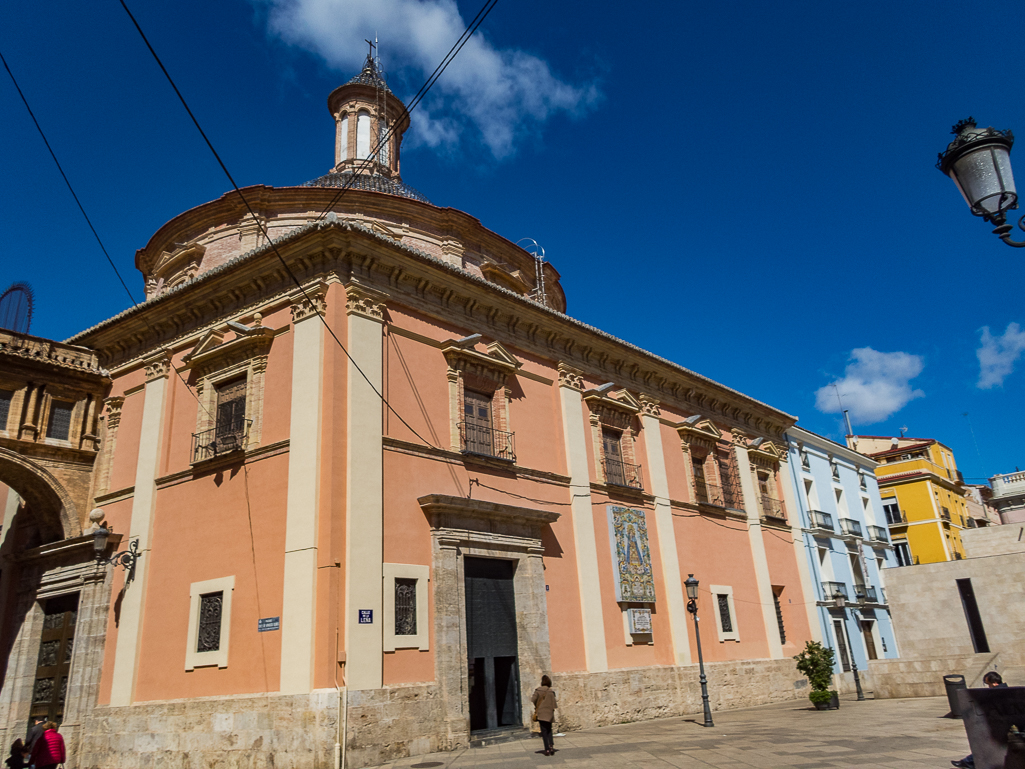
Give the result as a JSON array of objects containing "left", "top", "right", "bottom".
[{"left": 0, "top": 447, "right": 81, "bottom": 541}]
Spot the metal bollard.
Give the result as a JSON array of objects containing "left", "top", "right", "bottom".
[{"left": 943, "top": 674, "right": 967, "bottom": 718}]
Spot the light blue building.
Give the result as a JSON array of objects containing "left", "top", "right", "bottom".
[{"left": 785, "top": 426, "right": 900, "bottom": 691}]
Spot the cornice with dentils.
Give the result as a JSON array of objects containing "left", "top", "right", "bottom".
[{"left": 68, "top": 214, "right": 795, "bottom": 436}]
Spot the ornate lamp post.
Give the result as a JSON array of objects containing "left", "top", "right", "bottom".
[
  {"left": 937, "top": 118, "right": 1024, "bottom": 247},
  {"left": 685, "top": 574, "right": 714, "bottom": 727},
  {"left": 833, "top": 591, "right": 865, "bottom": 701}
]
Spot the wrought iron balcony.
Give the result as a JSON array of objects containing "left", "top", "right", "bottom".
[
  {"left": 602, "top": 457, "right": 642, "bottom": 489},
  {"left": 884, "top": 507, "right": 907, "bottom": 525},
  {"left": 855, "top": 585, "right": 879, "bottom": 603},
  {"left": 192, "top": 418, "right": 251, "bottom": 464},
  {"left": 808, "top": 509, "right": 834, "bottom": 532},
  {"left": 695, "top": 481, "right": 725, "bottom": 507},
  {"left": 940, "top": 507, "right": 952, "bottom": 522},
  {"left": 458, "top": 422, "right": 516, "bottom": 462},
  {"left": 839, "top": 518, "right": 863, "bottom": 538},
  {"left": 867, "top": 525, "right": 889, "bottom": 543},
  {"left": 760, "top": 495, "right": 787, "bottom": 523},
  {"left": 822, "top": 581, "right": 848, "bottom": 601}
]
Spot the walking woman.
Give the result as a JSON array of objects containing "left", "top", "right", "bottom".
[
  {"left": 28, "top": 723, "right": 64, "bottom": 769},
  {"left": 531, "top": 675, "right": 558, "bottom": 756}
]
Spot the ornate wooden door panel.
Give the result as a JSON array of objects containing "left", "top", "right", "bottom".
[{"left": 32, "top": 593, "right": 78, "bottom": 725}]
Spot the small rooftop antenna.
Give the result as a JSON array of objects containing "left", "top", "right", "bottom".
[
  {"left": 899, "top": 425, "right": 908, "bottom": 438},
  {"left": 517, "top": 238, "right": 548, "bottom": 308}
]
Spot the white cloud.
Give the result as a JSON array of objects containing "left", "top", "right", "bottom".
[
  {"left": 815, "top": 348, "right": 925, "bottom": 425},
  {"left": 977, "top": 322, "right": 1025, "bottom": 389},
  {"left": 259, "top": 0, "right": 601, "bottom": 159}
]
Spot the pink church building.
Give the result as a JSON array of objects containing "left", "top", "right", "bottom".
[{"left": 0, "top": 57, "right": 820, "bottom": 768}]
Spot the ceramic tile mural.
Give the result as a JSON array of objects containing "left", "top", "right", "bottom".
[{"left": 606, "top": 505, "right": 656, "bottom": 603}]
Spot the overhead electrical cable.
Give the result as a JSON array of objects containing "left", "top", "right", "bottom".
[
  {"left": 116, "top": 0, "right": 497, "bottom": 450},
  {"left": 0, "top": 47, "right": 138, "bottom": 306},
  {"left": 313, "top": 0, "right": 499, "bottom": 221}
]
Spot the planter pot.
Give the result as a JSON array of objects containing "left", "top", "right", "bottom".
[
  {"left": 828, "top": 693, "right": 840, "bottom": 710},
  {"left": 813, "top": 701, "right": 829, "bottom": 711}
]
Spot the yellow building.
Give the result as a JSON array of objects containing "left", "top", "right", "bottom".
[{"left": 850, "top": 435, "right": 970, "bottom": 564}]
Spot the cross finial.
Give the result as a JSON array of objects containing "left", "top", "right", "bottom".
[{"left": 365, "top": 38, "right": 376, "bottom": 58}]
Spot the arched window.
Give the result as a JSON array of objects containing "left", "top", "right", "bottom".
[
  {"left": 377, "top": 121, "right": 389, "bottom": 166},
  {"left": 339, "top": 115, "right": 348, "bottom": 161},
  {"left": 356, "top": 112, "right": 371, "bottom": 159}
]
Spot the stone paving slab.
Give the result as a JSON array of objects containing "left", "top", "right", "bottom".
[{"left": 373, "top": 696, "right": 972, "bottom": 769}]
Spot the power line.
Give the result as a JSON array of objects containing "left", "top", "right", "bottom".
[
  {"left": 314, "top": 0, "right": 499, "bottom": 221},
  {"left": 116, "top": 0, "right": 455, "bottom": 449},
  {"left": 0, "top": 47, "right": 138, "bottom": 306}
]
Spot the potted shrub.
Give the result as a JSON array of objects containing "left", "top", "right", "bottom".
[{"left": 794, "top": 641, "right": 838, "bottom": 711}]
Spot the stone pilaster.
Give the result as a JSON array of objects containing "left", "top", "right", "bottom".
[
  {"left": 344, "top": 281, "right": 387, "bottom": 691},
  {"left": 279, "top": 284, "right": 327, "bottom": 694},
  {"left": 638, "top": 399, "right": 691, "bottom": 665},
  {"left": 557, "top": 362, "right": 607, "bottom": 672},
  {"left": 110, "top": 349, "right": 172, "bottom": 705},
  {"left": 734, "top": 441, "right": 784, "bottom": 660}
]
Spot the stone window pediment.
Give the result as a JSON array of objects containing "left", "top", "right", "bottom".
[
  {"left": 749, "top": 437, "right": 786, "bottom": 467},
  {"left": 184, "top": 317, "right": 275, "bottom": 464},
  {"left": 584, "top": 385, "right": 642, "bottom": 489},
  {"left": 443, "top": 336, "right": 520, "bottom": 462},
  {"left": 676, "top": 414, "right": 723, "bottom": 452}
]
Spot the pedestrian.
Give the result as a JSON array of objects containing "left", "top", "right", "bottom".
[
  {"left": 4, "top": 740, "right": 26, "bottom": 769},
  {"left": 24, "top": 718, "right": 44, "bottom": 754},
  {"left": 952, "top": 671, "right": 1008, "bottom": 769},
  {"left": 28, "top": 722, "right": 64, "bottom": 769},
  {"left": 531, "top": 674, "right": 557, "bottom": 757}
]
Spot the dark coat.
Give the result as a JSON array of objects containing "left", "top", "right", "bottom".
[{"left": 531, "top": 685, "right": 557, "bottom": 722}]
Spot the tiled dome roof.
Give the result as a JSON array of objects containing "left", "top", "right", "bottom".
[{"left": 301, "top": 171, "right": 431, "bottom": 204}]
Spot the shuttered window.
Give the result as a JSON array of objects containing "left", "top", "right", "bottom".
[
  {"left": 215, "top": 378, "right": 246, "bottom": 435},
  {"left": 0, "top": 390, "right": 12, "bottom": 431}
]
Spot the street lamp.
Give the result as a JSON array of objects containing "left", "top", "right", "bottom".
[
  {"left": 92, "top": 525, "right": 141, "bottom": 578},
  {"left": 937, "top": 117, "right": 1024, "bottom": 247},
  {"left": 832, "top": 591, "right": 865, "bottom": 701},
  {"left": 684, "top": 574, "right": 714, "bottom": 727}
]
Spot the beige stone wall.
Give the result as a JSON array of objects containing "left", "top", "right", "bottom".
[
  {"left": 962, "top": 524, "right": 1025, "bottom": 558},
  {"left": 883, "top": 552, "right": 1025, "bottom": 660},
  {"left": 868, "top": 651, "right": 1025, "bottom": 699}
]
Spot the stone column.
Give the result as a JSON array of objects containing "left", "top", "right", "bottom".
[
  {"left": 638, "top": 396, "right": 691, "bottom": 666},
  {"left": 344, "top": 282, "right": 387, "bottom": 691},
  {"left": 557, "top": 363, "right": 607, "bottom": 673},
  {"left": 110, "top": 350, "right": 172, "bottom": 706},
  {"left": 733, "top": 437, "right": 784, "bottom": 660},
  {"left": 777, "top": 453, "right": 822, "bottom": 643},
  {"left": 431, "top": 531, "right": 467, "bottom": 747},
  {"left": 279, "top": 284, "right": 328, "bottom": 695}
]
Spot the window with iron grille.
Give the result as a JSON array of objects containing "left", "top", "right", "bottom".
[
  {"left": 718, "top": 449, "right": 744, "bottom": 508},
  {"left": 717, "top": 594, "right": 733, "bottom": 633},
  {"left": 773, "top": 589, "right": 786, "bottom": 645},
  {"left": 46, "top": 401, "right": 74, "bottom": 441},
  {"left": 197, "top": 592, "right": 223, "bottom": 653},
  {"left": 0, "top": 390, "right": 12, "bottom": 431},
  {"left": 394, "top": 578, "right": 417, "bottom": 636}
]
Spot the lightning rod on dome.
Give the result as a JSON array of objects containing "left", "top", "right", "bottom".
[{"left": 517, "top": 238, "right": 549, "bottom": 309}]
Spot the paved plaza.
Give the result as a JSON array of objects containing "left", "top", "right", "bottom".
[{"left": 376, "top": 696, "right": 972, "bottom": 769}]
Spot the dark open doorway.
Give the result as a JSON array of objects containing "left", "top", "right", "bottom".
[{"left": 464, "top": 557, "right": 520, "bottom": 731}]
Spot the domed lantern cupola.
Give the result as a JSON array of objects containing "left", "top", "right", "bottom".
[{"left": 326, "top": 49, "right": 409, "bottom": 181}]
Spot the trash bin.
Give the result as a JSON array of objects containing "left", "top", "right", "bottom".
[{"left": 944, "top": 674, "right": 967, "bottom": 718}]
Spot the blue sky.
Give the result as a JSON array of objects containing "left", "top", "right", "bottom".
[{"left": 2, "top": 0, "right": 1023, "bottom": 481}]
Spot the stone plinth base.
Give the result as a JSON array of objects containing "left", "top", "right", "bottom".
[
  {"left": 554, "top": 658, "right": 807, "bottom": 731},
  {"left": 73, "top": 660, "right": 807, "bottom": 769}
]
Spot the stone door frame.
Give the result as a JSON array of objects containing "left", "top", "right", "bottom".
[
  {"left": 418, "top": 495, "right": 557, "bottom": 749},
  {"left": 0, "top": 536, "right": 114, "bottom": 765}
]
